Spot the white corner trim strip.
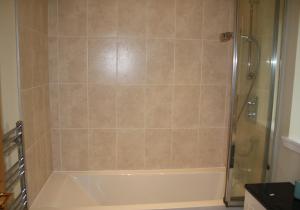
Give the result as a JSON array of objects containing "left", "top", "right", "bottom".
[{"left": 282, "top": 136, "right": 300, "bottom": 154}]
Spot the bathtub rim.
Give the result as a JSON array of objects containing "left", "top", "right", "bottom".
[
  {"left": 51, "top": 167, "right": 226, "bottom": 176},
  {"left": 31, "top": 199, "right": 224, "bottom": 210}
]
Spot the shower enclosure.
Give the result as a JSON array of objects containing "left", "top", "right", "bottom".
[{"left": 224, "top": 0, "right": 283, "bottom": 206}]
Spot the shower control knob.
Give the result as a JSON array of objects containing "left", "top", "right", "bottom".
[
  {"left": 248, "top": 113, "right": 257, "bottom": 117},
  {"left": 247, "top": 101, "right": 256, "bottom": 105}
]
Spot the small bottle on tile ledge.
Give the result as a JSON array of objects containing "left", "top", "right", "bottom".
[{"left": 295, "top": 180, "right": 300, "bottom": 200}]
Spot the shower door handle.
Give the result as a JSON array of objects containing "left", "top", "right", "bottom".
[{"left": 229, "top": 144, "right": 235, "bottom": 168}]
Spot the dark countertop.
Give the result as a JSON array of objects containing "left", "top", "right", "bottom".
[{"left": 245, "top": 182, "right": 300, "bottom": 210}]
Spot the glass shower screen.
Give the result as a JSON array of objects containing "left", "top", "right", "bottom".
[{"left": 224, "top": 0, "right": 283, "bottom": 206}]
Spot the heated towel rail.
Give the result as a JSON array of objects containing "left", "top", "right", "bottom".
[{"left": 2, "top": 121, "right": 28, "bottom": 210}]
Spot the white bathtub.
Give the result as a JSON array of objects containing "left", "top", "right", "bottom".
[{"left": 31, "top": 168, "right": 226, "bottom": 210}]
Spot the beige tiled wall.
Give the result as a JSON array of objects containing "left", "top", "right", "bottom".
[
  {"left": 48, "top": 0, "right": 233, "bottom": 171},
  {"left": 18, "top": 0, "right": 52, "bottom": 205}
]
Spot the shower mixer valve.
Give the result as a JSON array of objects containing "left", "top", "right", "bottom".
[{"left": 247, "top": 96, "right": 258, "bottom": 121}]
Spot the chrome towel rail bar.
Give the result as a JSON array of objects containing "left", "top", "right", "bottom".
[{"left": 2, "top": 121, "right": 28, "bottom": 210}]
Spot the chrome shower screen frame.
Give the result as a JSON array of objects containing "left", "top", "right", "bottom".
[
  {"left": 224, "top": 0, "right": 283, "bottom": 206},
  {"left": 224, "top": 0, "right": 240, "bottom": 205}
]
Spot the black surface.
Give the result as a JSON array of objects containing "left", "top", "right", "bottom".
[
  {"left": 245, "top": 182, "right": 300, "bottom": 210},
  {"left": 159, "top": 208, "right": 242, "bottom": 210}
]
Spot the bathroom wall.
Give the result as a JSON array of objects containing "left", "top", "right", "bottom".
[
  {"left": 272, "top": 0, "right": 300, "bottom": 182},
  {"left": 0, "top": 0, "right": 20, "bottom": 195},
  {"left": 0, "top": 0, "right": 20, "bottom": 133},
  {"left": 289, "top": 9, "right": 300, "bottom": 140},
  {"left": 48, "top": 0, "right": 233, "bottom": 171},
  {"left": 18, "top": 0, "right": 52, "bottom": 204}
]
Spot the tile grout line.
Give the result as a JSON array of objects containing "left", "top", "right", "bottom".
[
  {"left": 48, "top": 82, "right": 231, "bottom": 89},
  {"left": 144, "top": 0, "right": 149, "bottom": 169},
  {"left": 51, "top": 34, "right": 221, "bottom": 42},
  {"left": 170, "top": 0, "right": 177, "bottom": 168},
  {"left": 55, "top": 0, "right": 63, "bottom": 171},
  {"left": 144, "top": 41, "right": 147, "bottom": 169},
  {"left": 198, "top": 0, "right": 205, "bottom": 167},
  {"left": 86, "top": 0, "right": 90, "bottom": 171},
  {"left": 52, "top": 127, "right": 228, "bottom": 130},
  {"left": 48, "top": 82, "right": 230, "bottom": 87},
  {"left": 115, "top": 0, "right": 120, "bottom": 170}
]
